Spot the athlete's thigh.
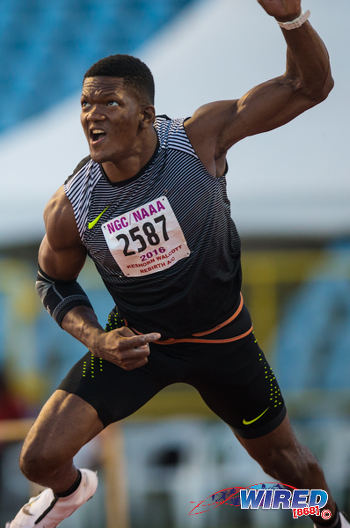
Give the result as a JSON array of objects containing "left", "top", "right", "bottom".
[
  {"left": 190, "top": 332, "right": 286, "bottom": 438},
  {"left": 57, "top": 344, "right": 174, "bottom": 427},
  {"left": 23, "top": 389, "right": 103, "bottom": 460}
]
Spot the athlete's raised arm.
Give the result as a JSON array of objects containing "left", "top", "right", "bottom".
[
  {"left": 37, "top": 187, "right": 160, "bottom": 370},
  {"left": 185, "top": 0, "right": 334, "bottom": 177}
]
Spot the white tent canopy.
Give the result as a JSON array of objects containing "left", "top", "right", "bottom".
[{"left": 1, "top": 0, "right": 349, "bottom": 246}]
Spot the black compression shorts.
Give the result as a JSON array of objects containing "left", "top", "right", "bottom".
[{"left": 58, "top": 306, "right": 286, "bottom": 439}]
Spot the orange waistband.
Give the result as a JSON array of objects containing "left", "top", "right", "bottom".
[
  {"left": 153, "top": 325, "right": 253, "bottom": 345},
  {"left": 129, "top": 292, "right": 253, "bottom": 345}
]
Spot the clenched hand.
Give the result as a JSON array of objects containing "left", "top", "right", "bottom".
[{"left": 93, "top": 326, "right": 161, "bottom": 370}]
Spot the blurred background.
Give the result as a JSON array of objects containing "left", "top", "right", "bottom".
[{"left": 0, "top": 0, "right": 349, "bottom": 527}]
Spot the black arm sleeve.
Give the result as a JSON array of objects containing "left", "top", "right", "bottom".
[{"left": 35, "top": 266, "right": 93, "bottom": 326}]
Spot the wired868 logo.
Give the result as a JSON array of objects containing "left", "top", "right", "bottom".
[{"left": 189, "top": 483, "right": 331, "bottom": 521}]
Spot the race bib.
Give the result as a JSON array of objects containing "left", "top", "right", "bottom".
[{"left": 101, "top": 196, "right": 190, "bottom": 277}]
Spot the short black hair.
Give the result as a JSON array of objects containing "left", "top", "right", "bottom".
[{"left": 84, "top": 54, "right": 155, "bottom": 104}]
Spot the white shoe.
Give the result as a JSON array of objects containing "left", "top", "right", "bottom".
[
  {"left": 6, "top": 468, "right": 98, "bottom": 528},
  {"left": 313, "top": 512, "right": 350, "bottom": 528}
]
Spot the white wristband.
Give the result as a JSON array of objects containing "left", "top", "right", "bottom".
[{"left": 278, "top": 9, "right": 311, "bottom": 30}]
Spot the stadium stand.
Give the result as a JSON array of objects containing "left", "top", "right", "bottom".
[
  {"left": 0, "top": 0, "right": 196, "bottom": 133},
  {"left": 275, "top": 243, "right": 350, "bottom": 393}
]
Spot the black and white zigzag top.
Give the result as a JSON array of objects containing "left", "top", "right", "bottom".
[{"left": 64, "top": 116, "right": 242, "bottom": 338}]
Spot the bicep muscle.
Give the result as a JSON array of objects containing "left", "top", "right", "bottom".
[
  {"left": 216, "top": 74, "right": 317, "bottom": 155},
  {"left": 39, "top": 187, "right": 87, "bottom": 280}
]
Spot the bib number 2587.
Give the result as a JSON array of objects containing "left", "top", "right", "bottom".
[
  {"left": 102, "top": 196, "right": 190, "bottom": 277},
  {"left": 117, "top": 215, "right": 168, "bottom": 256}
]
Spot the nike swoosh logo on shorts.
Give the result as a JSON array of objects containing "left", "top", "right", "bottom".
[
  {"left": 242, "top": 407, "right": 269, "bottom": 425},
  {"left": 88, "top": 207, "right": 109, "bottom": 229}
]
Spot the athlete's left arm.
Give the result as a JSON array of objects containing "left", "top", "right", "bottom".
[{"left": 185, "top": 0, "right": 334, "bottom": 177}]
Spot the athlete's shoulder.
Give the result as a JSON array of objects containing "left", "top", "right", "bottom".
[
  {"left": 64, "top": 154, "right": 102, "bottom": 205},
  {"left": 155, "top": 115, "right": 197, "bottom": 157},
  {"left": 156, "top": 114, "right": 171, "bottom": 121},
  {"left": 43, "top": 186, "right": 81, "bottom": 249},
  {"left": 63, "top": 156, "right": 104, "bottom": 240},
  {"left": 154, "top": 114, "right": 171, "bottom": 135},
  {"left": 155, "top": 114, "right": 183, "bottom": 128},
  {"left": 64, "top": 155, "right": 92, "bottom": 185},
  {"left": 44, "top": 186, "right": 75, "bottom": 226}
]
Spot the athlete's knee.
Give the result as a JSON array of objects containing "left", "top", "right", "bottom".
[
  {"left": 19, "top": 391, "right": 101, "bottom": 482},
  {"left": 20, "top": 435, "right": 69, "bottom": 481}
]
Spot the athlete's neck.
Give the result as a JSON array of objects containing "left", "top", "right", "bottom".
[{"left": 102, "top": 128, "right": 158, "bottom": 184}]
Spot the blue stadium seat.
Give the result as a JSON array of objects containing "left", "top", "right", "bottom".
[{"left": 0, "top": 0, "right": 197, "bottom": 134}]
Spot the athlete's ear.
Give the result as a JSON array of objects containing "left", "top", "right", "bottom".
[{"left": 139, "top": 105, "right": 156, "bottom": 128}]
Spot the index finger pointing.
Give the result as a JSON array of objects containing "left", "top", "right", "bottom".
[
  {"left": 142, "top": 332, "right": 161, "bottom": 342},
  {"left": 119, "top": 333, "right": 161, "bottom": 350}
]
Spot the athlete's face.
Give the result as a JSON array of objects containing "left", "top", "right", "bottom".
[{"left": 80, "top": 76, "right": 145, "bottom": 164}]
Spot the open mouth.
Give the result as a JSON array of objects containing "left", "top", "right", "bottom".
[{"left": 90, "top": 129, "right": 107, "bottom": 144}]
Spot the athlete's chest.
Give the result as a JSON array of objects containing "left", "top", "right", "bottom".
[{"left": 83, "top": 160, "right": 221, "bottom": 277}]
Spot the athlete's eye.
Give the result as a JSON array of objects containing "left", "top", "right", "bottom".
[
  {"left": 107, "top": 101, "right": 119, "bottom": 107},
  {"left": 81, "top": 100, "right": 90, "bottom": 109}
]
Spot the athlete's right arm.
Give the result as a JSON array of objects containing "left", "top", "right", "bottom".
[{"left": 37, "top": 186, "right": 160, "bottom": 370}]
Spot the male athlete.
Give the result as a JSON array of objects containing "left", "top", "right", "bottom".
[{"left": 7, "top": 1, "right": 348, "bottom": 527}]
